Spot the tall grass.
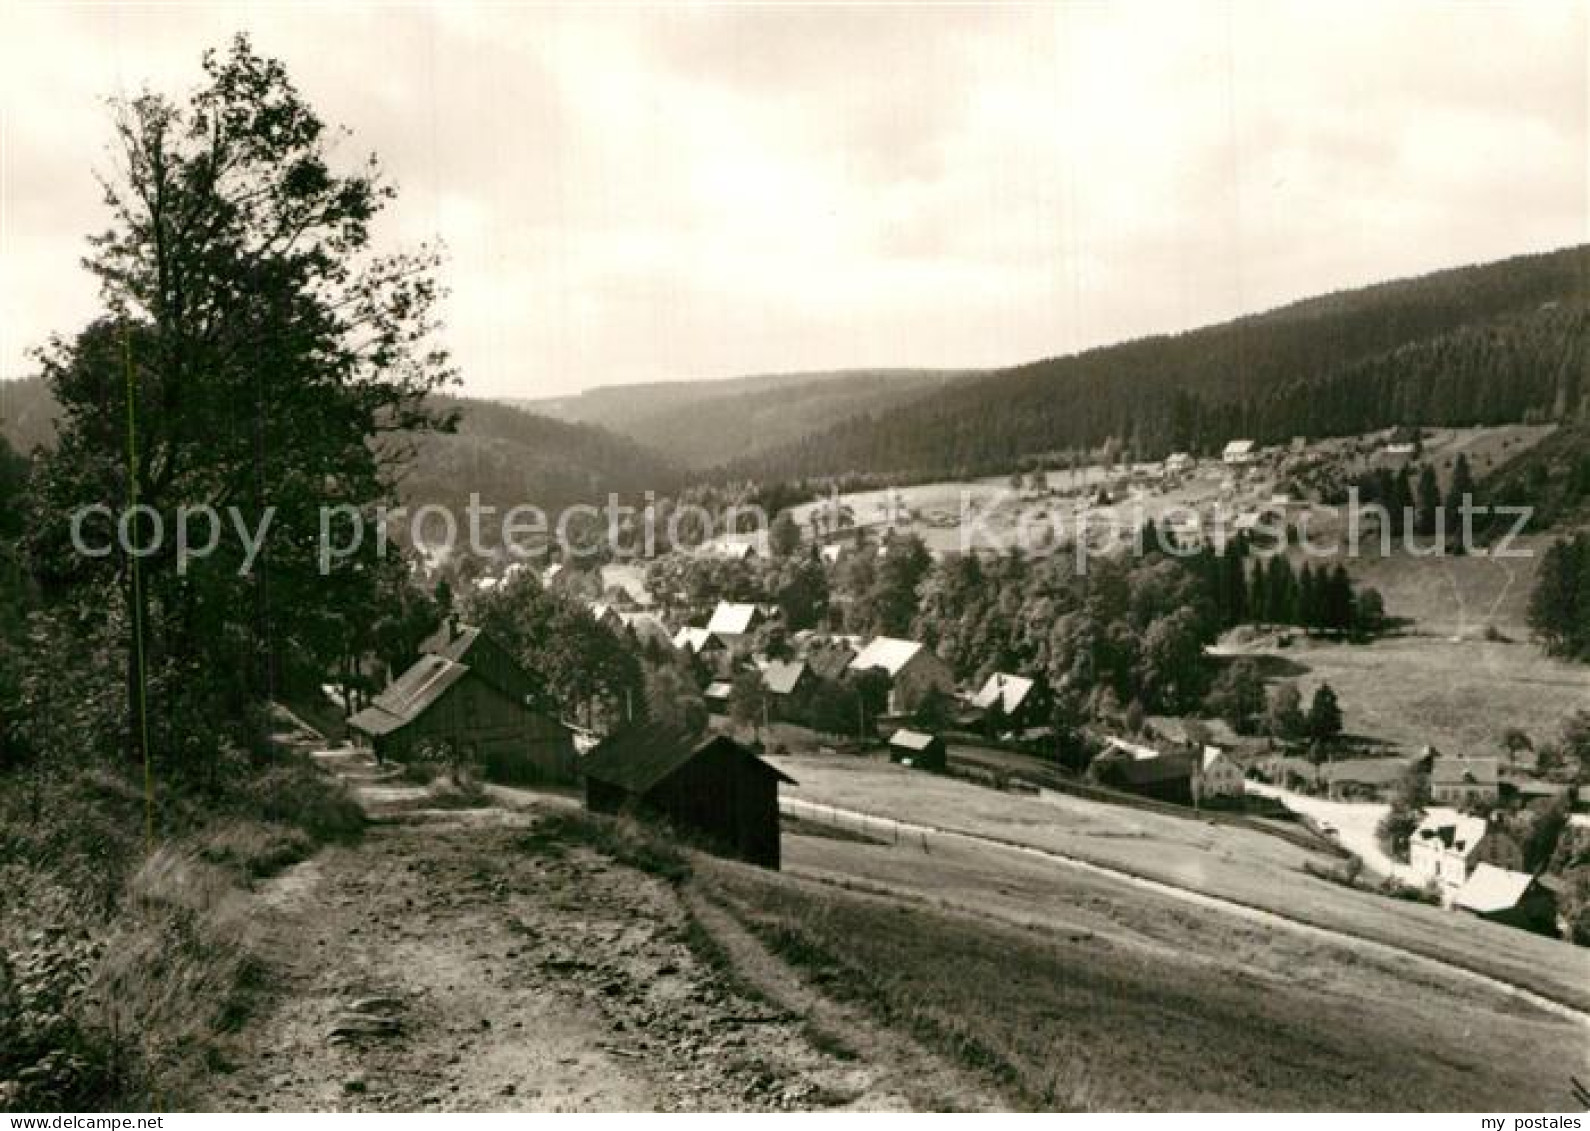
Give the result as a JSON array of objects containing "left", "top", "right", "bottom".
[{"left": 0, "top": 748, "right": 363, "bottom": 1109}]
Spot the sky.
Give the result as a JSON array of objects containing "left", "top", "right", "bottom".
[{"left": 1, "top": 2, "right": 1586, "bottom": 401}]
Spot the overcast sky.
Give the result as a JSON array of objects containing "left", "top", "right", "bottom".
[{"left": 2, "top": 3, "right": 1586, "bottom": 400}]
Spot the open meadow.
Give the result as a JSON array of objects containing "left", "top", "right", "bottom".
[
  {"left": 698, "top": 823, "right": 1586, "bottom": 1109},
  {"left": 767, "top": 753, "right": 1590, "bottom": 1013}
]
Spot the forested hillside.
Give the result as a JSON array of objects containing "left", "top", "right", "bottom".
[
  {"left": 522, "top": 368, "right": 970, "bottom": 471},
  {"left": 0, "top": 379, "right": 678, "bottom": 513},
  {"left": 726, "top": 245, "right": 1589, "bottom": 481},
  {"left": 395, "top": 396, "right": 682, "bottom": 513},
  {"left": 1480, "top": 421, "right": 1590, "bottom": 532}
]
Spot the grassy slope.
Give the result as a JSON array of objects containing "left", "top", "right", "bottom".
[
  {"left": 768, "top": 756, "right": 1590, "bottom": 1013},
  {"left": 702, "top": 836, "right": 1581, "bottom": 1110}
]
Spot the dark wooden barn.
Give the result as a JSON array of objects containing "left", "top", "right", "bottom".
[
  {"left": 1093, "top": 748, "right": 1194, "bottom": 805},
  {"left": 349, "top": 623, "right": 576, "bottom": 784},
  {"left": 582, "top": 730, "right": 796, "bottom": 868},
  {"left": 887, "top": 728, "right": 947, "bottom": 772}
]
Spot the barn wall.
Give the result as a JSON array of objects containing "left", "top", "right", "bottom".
[
  {"left": 647, "top": 745, "right": 781, "bottom": 868},
  {"left": 386, "top": 673, "right": 577, "bottom": 784}
]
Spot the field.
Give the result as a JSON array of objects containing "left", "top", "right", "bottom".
[
  {"left": 784, "top": 424, "right": 1559, "bottom": 559},
  {"left": 1222, "top": 629, "right": 1590, "bottom": 757},
  {"left": 697, "top": 821, "right": 1585, "bottom": 1109},
  {"left": 766, "top": 753, "right": 1590, "bottom": 1013}
]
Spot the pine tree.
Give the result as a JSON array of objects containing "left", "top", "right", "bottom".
[
  {"left": 1415, "top": 465, "right": 1443, "bottom": 539},
  {"left": 1456, "top": 454, "right": 1475, "bottom": 553},
  {"left": 1529, "top": 536, "right": 1582, "bottom": 657},
  {"left": 1297, "top": 564, "right": 1319, "bottom": 630},
  {"left": 1307, "top": 683, "right": 1344, "bottom": 746}
]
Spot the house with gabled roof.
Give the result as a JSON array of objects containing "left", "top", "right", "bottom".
[
  {"left": 582, "top": 730, "right": 795, "bottom": 868},
  {"left": 756, "top": 658, "right": 814, "bottom": 720},
  {"left": 1430, "top": 757, "right": 1500, "bottom": 807},
  {"left": 848, "top": 636, "right": 956, "bottom": 715},
  {"left": 1195, "top": 746, "right": 1245, "bottom": 800},
  {"left": 971, "top": 672, "right": 1046, "bottom": 729},
  {"left": 350, "top": 622, "right": 575, "bottom": 784},
  {"left": 705, "top": 600, "right": 767, "bottom": 645}
]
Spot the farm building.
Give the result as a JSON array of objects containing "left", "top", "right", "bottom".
[
  {"left": 586, "top": 601, "right": 624, "bottom": 631},
  {"left": 1094, "top": 748, "right": 1195, "bottom": 805},
  {"left": 1261, "top": 754, "right": 1322, "bottom": 790},
  {"left": 672, "top": 627, "right": 730, "bottom": 675},
  {"left": 1409, "top": 813, "right": 1489, "bottom": 896},
  {"left": 888, "top": 728, "right": 947, "bottom": 772},
  {"left": 802, "top": 637, "right": 859, "bottom": 682},
  {"left": 1164, "top": 452, "right": 1193, "bottom": 474},
  {"left": 1323, "top": 756, "right": 1413, "bottom": 800},
  {"left": 1453, "top": 864, "right": 1557, "bottom": 933},
  {"left": 1430, "top": 757, "right": 1500, "bottom": 807},
  {"left": 848, "top": 636, "right": 956, "bottom": 715},
  {"left": 971, "top": 672, "right": 1047, "bottom": 729},
  {"left": 349, "top": 624, "right": 576, "bottom": 784},
  {"left": 582, "top": 730, "right": 796, "bottom": 868},
  {"left": 757, "top": 659, "right": 814, "bottom": 719}
]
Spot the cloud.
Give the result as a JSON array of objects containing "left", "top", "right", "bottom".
[{"left": 1, "top": 2, "right": 1584, "bottom": 398}]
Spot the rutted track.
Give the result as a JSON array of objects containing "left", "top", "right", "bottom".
[{"left": 781, "top": 796, "right": 1590, "bottom": 1028}]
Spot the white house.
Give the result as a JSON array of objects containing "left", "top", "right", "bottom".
[
  {"left": 1408, "top": 813, "right": 1488, "bottom": 896},
  {"left": 1164, "top": 452, "right": 1194, "bottom": 474},
  {"left": 1222, "top": 439, "right": 1258, "bottom": 466},
  {"left": 1195, "top": 746, "right": 1245, "bottom": 800}
]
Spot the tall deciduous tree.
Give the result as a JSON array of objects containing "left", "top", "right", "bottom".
[{"left": 31, "top": 37, "right": 456, "bottom": 764}]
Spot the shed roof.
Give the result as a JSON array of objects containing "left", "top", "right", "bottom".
[{"left": 889, "top": 728, "right": 941, "bottom": 752}]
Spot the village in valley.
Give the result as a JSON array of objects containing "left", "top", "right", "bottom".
[
  {"left": 361, "top": 420, "right": 1586, "bottom": 952},
  {"left": 3, "top": 7, "right": 1590, "bottom": 1116}
]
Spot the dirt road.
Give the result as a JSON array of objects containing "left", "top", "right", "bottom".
[{"left": 214, "top": 749, "right": 1004, "bottom": 1112}]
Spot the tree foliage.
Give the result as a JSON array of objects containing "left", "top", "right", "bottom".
[{"left": 27, "top": 36, "right": 456, "bottom": 764}]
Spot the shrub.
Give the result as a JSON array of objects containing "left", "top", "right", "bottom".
[
  {"left": 0, "top": 925, "right": 134, "bottom": 1112},
  {"left": 238, "top": 757, "right": 363, "bottom": 844},
  {"left": 529, "top": 810, "right": 691, "bottom": 881}
]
